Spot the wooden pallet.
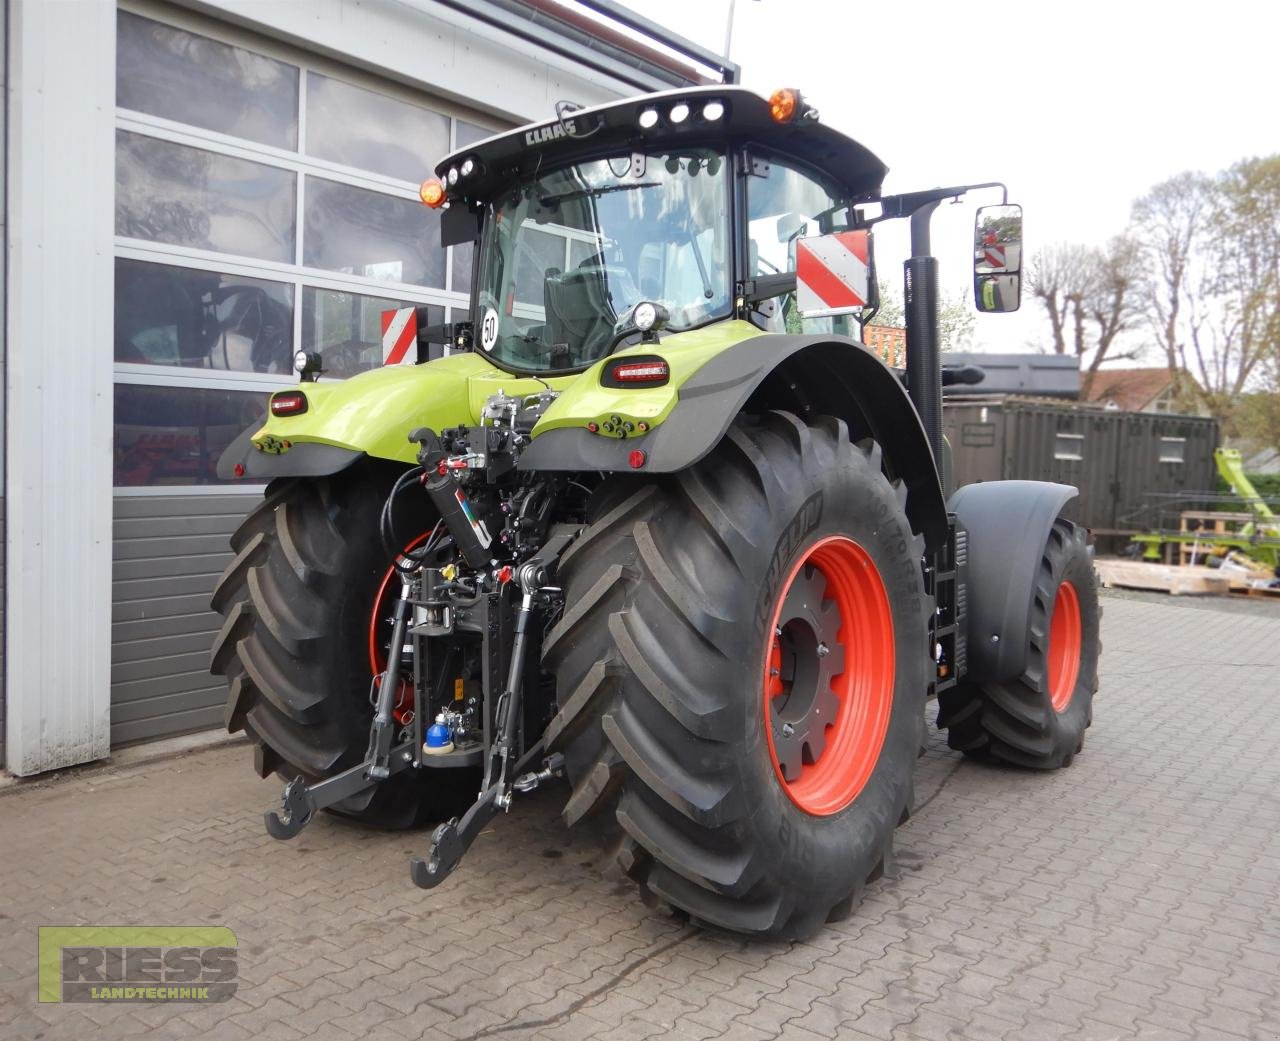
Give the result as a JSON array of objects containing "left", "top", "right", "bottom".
[
  {"left": 1242, "top": 584, "right": 1280, "bottom": 600},
  {"left": 1095, "top": 559, "right": 1233, "bottom": 596}
]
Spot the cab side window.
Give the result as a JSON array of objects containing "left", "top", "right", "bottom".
[{"left": 746, "top": 156, "right": 858, "bottom": 336}]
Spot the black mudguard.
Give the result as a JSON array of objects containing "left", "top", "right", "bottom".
[
  {"left": 519, "top": 334, "right": 949, "bottom": 551},
  {"left": 216, "top": 423, "right": 364, "bottom": 481},
  {"left": 949, "top": 480, "right": 1079, "bottom": 683}
]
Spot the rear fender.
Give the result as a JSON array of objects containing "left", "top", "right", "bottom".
[
  {"left": 520, "top": 333, "right": 949, "bottom": 551},
  {"left": 216, "top": 352, "right": 558, "bottom": 481},
  {"left": 949, "top": 480, "right": 1079, "bottom": 683}
]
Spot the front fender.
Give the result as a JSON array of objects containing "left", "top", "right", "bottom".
[{"left": 949, "top": 480, "right": 1079, "bottom": 683}]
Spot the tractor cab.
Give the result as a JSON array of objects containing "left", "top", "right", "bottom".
[{"left": 419, "top": 86, "right": 890, "bottom": 374}]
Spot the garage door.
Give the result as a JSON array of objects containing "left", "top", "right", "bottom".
[{"left": 109, "top": 7, "right": 498, "bottom": 745}]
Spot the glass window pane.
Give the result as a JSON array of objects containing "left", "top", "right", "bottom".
[
  {"left": 303, "top": 178, "right": 443, "bottom": 287},
  {"left": 305, "top": 73, "right": 448, "bottom": 182},
  {"left": 115, "top": 259, "right": 294, "bottom": 375},
  {"left": 114, "top": 385, "right": 267, "bottom": 487},
  {"left": 116, "top": 131, "right": 296, "bottom": 262},
  {"left": 747, "top": 157, "right": 856, "bottom": 336},
  {"left": 302, "top": 288, "right": 443, "bottom": 377},
  {"left": 116, "top": 11, "right": 298, "bottom": 149},
  {"left": 455, "top": 120, "right": 496, "bottom": 149}
]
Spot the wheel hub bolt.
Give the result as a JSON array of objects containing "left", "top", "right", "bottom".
[
  {"left": 817, "top": 642, "right": 829, "bottom": 657},
  {"left": 781, "top": 723, "right": 795, "bottom": 737}
]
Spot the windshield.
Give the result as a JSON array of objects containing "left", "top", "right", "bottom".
[{"left": 474, "top": 148, "right": 731, "bottom": 371}]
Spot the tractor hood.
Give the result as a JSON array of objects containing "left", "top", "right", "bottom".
[{"left": 434, "top": 85, "right": 889, "bottom": 206}]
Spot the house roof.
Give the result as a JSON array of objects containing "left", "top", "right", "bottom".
[{"left": 1083, "top": 368, "right": 1175, "bottom": 411}]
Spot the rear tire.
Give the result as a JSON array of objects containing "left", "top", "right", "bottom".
[
  {"left": 210, "top": 463, "right": 477, "bottom": 829},
  {"left": 543, "top": 412, "right": 932, "bottom": 939},
  {"left": 937, "top": 517, "right": 1099, "bottom": 769}
]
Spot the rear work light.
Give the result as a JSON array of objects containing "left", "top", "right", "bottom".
[
  {"left": 270, "top": 392, "right": 308, "bottom": 416},
  {"left": 603, "top": 357, "right": 670, "bottom": 388}
]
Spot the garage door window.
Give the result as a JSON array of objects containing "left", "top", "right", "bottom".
[
  {"left": 116, "top": 9, "right": 298, "bottom": 149},
  {"left": 116, "top": 132, "right": 297, "bottom": 262},
  {"left": 302, "top": 290, "right": 443, "bottom": 378},
  {"left": 114, "top": 8, "right": 501, "bottom": 487},
  {"left": 305, "top": 72, "right": 449, "bottom": 182},
  {"left": 115, "top": 258, "right": 294, "bottom": 374},
  {"left": 303, "top": 179, "right": 444, "bottom": 286},
  {"left": 114, "top": 384, "right": 269, "bottom": 487}
]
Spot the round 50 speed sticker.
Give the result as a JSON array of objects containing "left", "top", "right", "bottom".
[{"left": 480, "top": 307, "right": 499, "bottom": 352}]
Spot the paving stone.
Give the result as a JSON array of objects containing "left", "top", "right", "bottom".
[{"left": 3, "top": 595, "right": 1279, "bottom": 1041}]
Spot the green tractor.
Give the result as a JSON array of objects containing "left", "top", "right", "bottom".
[{"left": 212, "top": 86, "right": 1099, "bottom": 939}]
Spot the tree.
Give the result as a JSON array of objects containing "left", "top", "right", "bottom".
[
  {"left": 1212, "top": 156, "right": 1280, "bottom": 399},
  {"left": 1235, "top": 386, "right": 1280, "bottom": 454},
  {"left": 1026, "top": 237, "right": 1143, "bottom": 396},
  {"left": 1027, "top": 242, "right": 1091, "bottom": 357},
  {"left": 1130, "top": 157, "right": 1280, "bottom": 414},
  {"left": 868, "top": 279, "right": 976, "bottom": 351}
]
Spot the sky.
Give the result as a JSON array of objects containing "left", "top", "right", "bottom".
[{"left": 622, "top": 0, "right": 1280, "bottom": 355}]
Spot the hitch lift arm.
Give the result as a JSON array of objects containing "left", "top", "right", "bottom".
[{"left": 264, "top": 568, "right": 418, "bottom": 840}]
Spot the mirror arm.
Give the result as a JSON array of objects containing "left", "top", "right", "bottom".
[
  {"left": 867, "top": 182, "right": 1008, "bottom": 226},
  {"left": 736, "top": 273, "right": 797, "bottom": 305}
]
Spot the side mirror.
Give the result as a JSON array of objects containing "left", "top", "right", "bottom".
[{"left": 973, "top": 204, "right": 1022, "bottom": 313}]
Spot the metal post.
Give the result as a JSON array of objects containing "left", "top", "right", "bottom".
[{"left": 905, "top": 202, "right": 945, "bottom": 486}]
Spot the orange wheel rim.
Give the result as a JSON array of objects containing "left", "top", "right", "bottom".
[
  {"left": 762, "top": 535, "right": 895, "bottom": 816},
  {"left": 1047, "top": 581, "right": 1082, "bottom": 712}
]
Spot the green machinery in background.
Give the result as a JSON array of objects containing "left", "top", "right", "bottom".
[{"left": 1130, "top": 448, "right": 1280, "bottom": 570}]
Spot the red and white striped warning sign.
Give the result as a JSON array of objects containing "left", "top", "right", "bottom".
[
  {"left": 381, "top": 307, "right": 417, "bottom": 365},
  {"left": 983, "top": 245, "right": 1007, "bottom": 270},
  {"left": 796, "top": 231, "right": 870, "bottom": 317}
]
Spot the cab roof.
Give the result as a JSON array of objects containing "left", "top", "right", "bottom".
[{"left": 434, "top": 85, "right": 889, "bottom": 205}]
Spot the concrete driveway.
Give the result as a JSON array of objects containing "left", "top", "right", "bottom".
[{"left": 3, "top": 592, "right": 1279, "bottom": 1040}]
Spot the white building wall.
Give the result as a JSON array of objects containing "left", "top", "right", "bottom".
[
  {"left": 5, "top": 0, "right": 117, "bottom": 773},
  {"left": 178, "top": 0, "right": 634, "bottom": 124}
]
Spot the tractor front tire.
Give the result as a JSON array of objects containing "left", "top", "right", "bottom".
[
  {"left": 544, "top": 412, "right": 931, "bottom": 939},
  {"left": 937, "top": 517, "right": 1099, "bottom": 769},
  {"left": 210, "top": 464, "right": 476, "bottom": 829}
]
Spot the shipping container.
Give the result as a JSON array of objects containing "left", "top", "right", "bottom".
[{"left": 944, "top": 397, "right": 1219, "bottom": 542}]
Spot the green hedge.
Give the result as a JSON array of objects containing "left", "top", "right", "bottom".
[{"left": 1215, "top": 471, "right": 1280, "bottom": 510}]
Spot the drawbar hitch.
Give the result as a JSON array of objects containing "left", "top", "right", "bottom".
[{"left": 410, "top": 532, "right": 573, "bottom": 889}]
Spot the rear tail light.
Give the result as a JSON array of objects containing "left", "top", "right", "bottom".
[
  {"left": 603, "top": 357, "right": 670, "bottom": 388},
  {"left": 270, "top": 392, "right": 308, "bottom": 416}
]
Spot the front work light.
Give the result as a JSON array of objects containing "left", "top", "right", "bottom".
[
  {"left": 668, "top": 102, "right": 690, "bottom": 124},
  {"left": 638, "top": 107, "right": 659, "bottom": 129},
  {"left": 702, "top": 100, "right": 725, "bottom": 121}
]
